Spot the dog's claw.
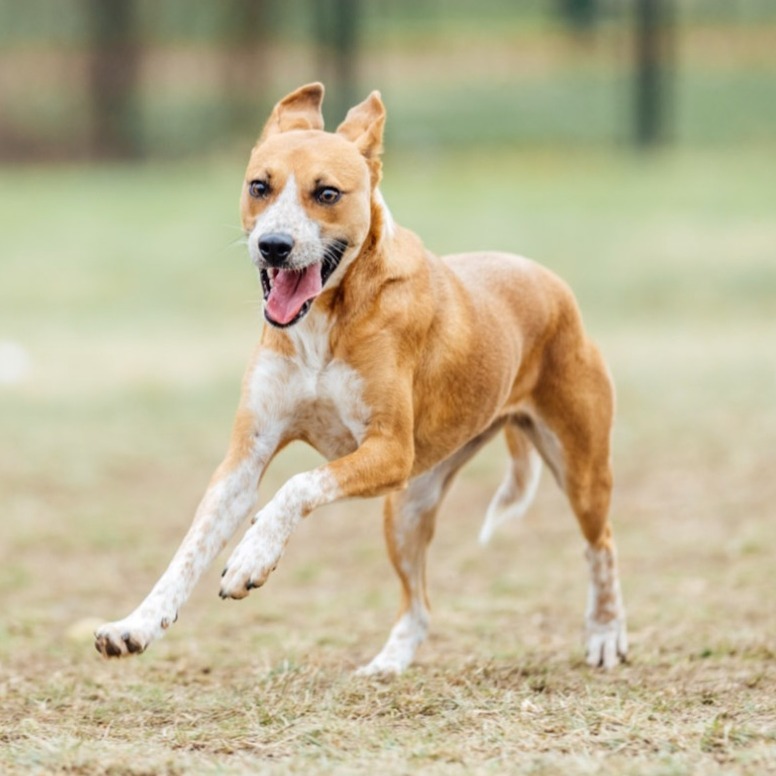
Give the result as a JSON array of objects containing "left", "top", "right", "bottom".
[
  {"left": 123, "top": 633, "right": 144, "bottom": 654},
  {"left": 103, "top": 639, "right": 123, "bottom": 658}
]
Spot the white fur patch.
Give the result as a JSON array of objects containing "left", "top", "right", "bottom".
[
  {"left": 220, "top": 469, "right": 340, "bottom": 598},
  {"left": 374, "top": 189, "right": 395, "bottom": 240},
  {"left": 356, "top": 610, "right": 429, "bottom": 677},
  {"left": 252, "top": 310, "right": 370, "bottom": 459},
  {"left": 286, "top": 307, "right": 332, "bottom": 370},
  {"left": 247, "top": 175, "right": 322, "bottom": 269},
  {"left": 585, "top": 544, "right": 628, "bottom": 669},
  {"left": 246, "top": 351, "right": 297, "bottom": 455}
]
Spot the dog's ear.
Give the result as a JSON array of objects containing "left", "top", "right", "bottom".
[
  {"left": 337, "top": 90, "right": 385, "bottom": 163},
  {"left": 259, "top": 83, "right": 325, "bottom": 141}
]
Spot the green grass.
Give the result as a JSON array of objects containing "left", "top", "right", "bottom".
[{"left": 1, "top": 145, "right": 775, "bottom": 774}]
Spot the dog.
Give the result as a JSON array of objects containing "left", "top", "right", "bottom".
[{"left": 95, "top": 83, "right": 627, "bottom": 673}]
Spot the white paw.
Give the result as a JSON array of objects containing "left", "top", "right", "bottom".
[
  {"left": 355, "top": 654, "right": 407, "bottom": 678},
  {"left": 219, "top": 519, "right": 286, "bottom": 600},
  {"left": 94, "top": 612, "right": 172, "bottom": 658},
  {"left": 355, "top": 613, "right": 426, "bottom": 677},
  {"left": 586, "top": 618, "right": 628, "bottom": 669}
]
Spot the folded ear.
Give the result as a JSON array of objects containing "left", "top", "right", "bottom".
[
  {"left": 259, "top": 83, "right": 325, "bottom": 141},
  {"left": 336, "top": 90, "right": 385, "bottom": 161}
]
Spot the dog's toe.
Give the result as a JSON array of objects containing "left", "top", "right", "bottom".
[
  {"left": 586, "top": 619, "right": 628, "bottom": 670},
  {"left": 95, "top": 632, "right": 125, "bottom": 658},
  {"left": 122, "top": 632, "right": 145, "bottom": 654}
]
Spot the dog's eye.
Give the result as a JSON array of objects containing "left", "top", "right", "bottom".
[
  {"left": 248, "top": 180, "right": 270, "bottom": 199},
  {"left": 315, "top": 186, "right": 341, "bottom": 205}
]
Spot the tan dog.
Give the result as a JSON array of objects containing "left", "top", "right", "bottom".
[{"left": 95, "top": 83, "right": 627, "bottom": 673}]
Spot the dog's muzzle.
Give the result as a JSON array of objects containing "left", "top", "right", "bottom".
[{"left": 259, "top": 238, "right": 348, "bottom": 328}]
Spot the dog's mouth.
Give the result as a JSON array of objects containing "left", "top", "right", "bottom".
[{"left": 260, "top": 239, "right": 348, "bottom": 328}]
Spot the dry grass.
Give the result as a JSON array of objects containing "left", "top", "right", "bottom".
[{"left": 1, "top": 148, "right": 775, "bottom": 774}]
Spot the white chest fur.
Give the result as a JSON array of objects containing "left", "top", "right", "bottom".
[{"left": 247, "top": 312, "right": 370, "bottom": 460}]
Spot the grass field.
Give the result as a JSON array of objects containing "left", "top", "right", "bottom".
[{"left": 1, "top": 145, "right": 775, "bottom": 774}]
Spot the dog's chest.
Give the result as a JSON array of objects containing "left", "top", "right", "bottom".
[
  {"left": 297, "top": 358, "right": 369, "bottom": 459},
  {"left": 251, "top": 317, "right": 370, "bottom": 460}
]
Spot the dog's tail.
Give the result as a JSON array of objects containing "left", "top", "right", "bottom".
[{"left": 478, "top": 432, "right": 542, "bottom": 546}]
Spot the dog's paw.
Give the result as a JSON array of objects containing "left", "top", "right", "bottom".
[
  {"left": 219, "top": 525, "right": 284, "bottom": 600},
  {"left": 586, "top": 618, "right": 628, "bottom": 669},
  {"left": 355, "top": 655, "right": 406, "bottom": 679},
  {"left": 355, "top": 613, "right": 426, "bottom": 678},
  {"left": 94, "top": 614, "right": 170, "bottom": 658}
]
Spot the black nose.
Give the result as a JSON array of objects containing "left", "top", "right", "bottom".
[{"left": 258, "top": 232, "right": 294, "bottom": 266}]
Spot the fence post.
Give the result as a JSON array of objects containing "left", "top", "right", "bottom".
[
  {"left": 314, "top": 0, "right": 360, "bottom": 125},
  {"left": 634, "top": 0, "right": 674, "bottom": 148},
  {"left": 221, "top": 0, "right": 270, "bottom": 140},
  {"left": 85, "top": 0, "right": 141, "bottom": 159}
]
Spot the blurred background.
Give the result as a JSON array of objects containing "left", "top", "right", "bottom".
[
  {"left": 1, "top": 4, "right": 775, "bottom": 764},
  {"left": 1, "top": 0, "right": 776, "bottom": 158}
]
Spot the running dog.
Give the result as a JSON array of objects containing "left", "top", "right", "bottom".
[{"left": 95, "top": 83, "right": 627, "bottom": 673}]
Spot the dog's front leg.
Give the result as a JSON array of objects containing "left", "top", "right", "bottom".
[
  {"left": 220, "top": 431, "right": 412, "bottom": 599},
  {"left": 94, "top": 408, "right": 282, "bottom": 658}
]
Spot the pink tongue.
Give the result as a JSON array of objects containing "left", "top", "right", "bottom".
[{"left": 266, "top": 263, "right": 323, "bottom": 325}]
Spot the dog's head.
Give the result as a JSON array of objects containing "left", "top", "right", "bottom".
[{"left": 241, "top": 83, "right": 386, "bottom": 328}]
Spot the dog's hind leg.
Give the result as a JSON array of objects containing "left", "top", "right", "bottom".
[
  {"left": 529, "top": 337, "right": 627, "bottom": 669},
  {"left": 478, "top": 420, "right": 542, "bottom": 545},
  {"left": 358, "top": 423, "right": 504, "bottom": 676}
]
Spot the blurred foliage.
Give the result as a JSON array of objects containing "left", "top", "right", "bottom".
[{"left": 0, "top": 0, "right": 775, "bottom": 160}]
